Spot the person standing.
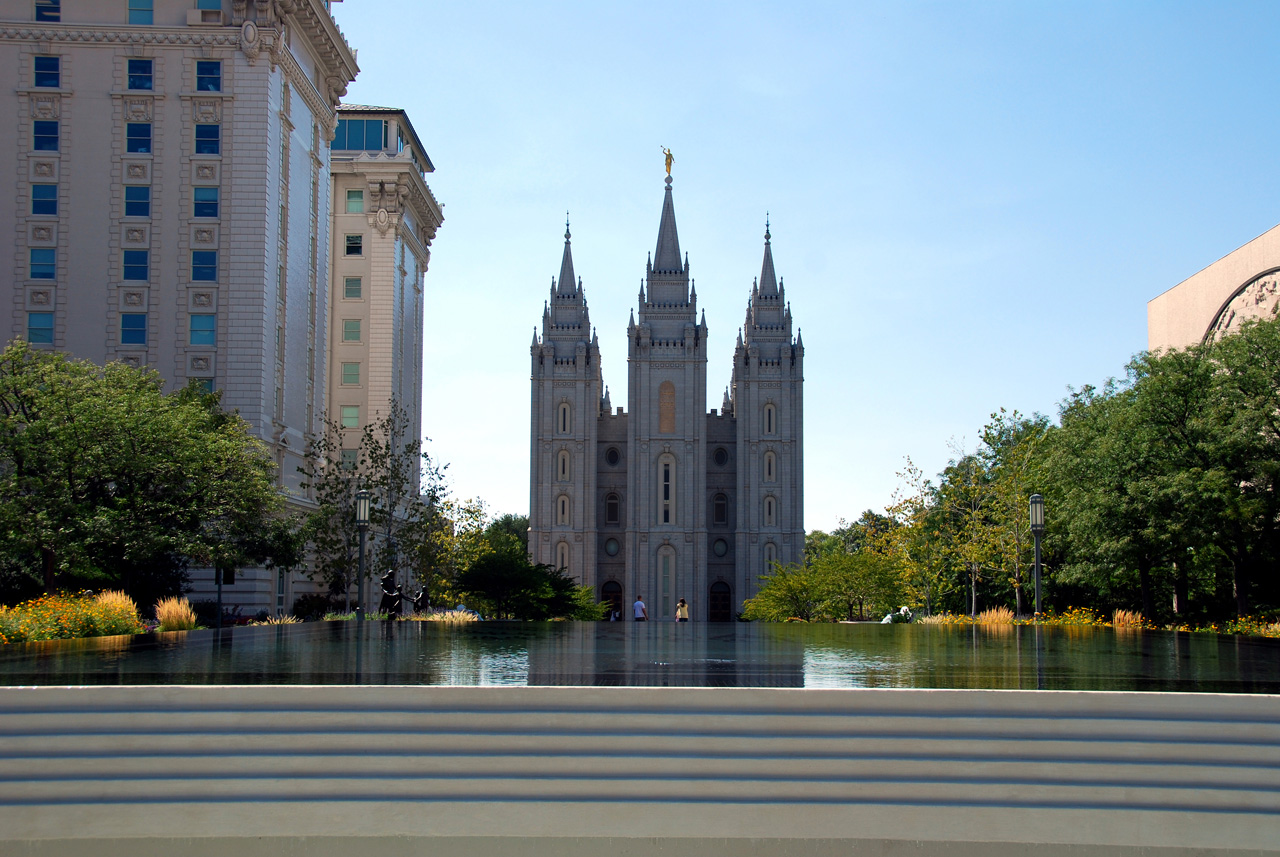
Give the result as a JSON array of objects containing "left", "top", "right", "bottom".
[
  {"left": 675, "top": 598, "right": 689, "bottom": 622},
  {"left": 633, "top": 595, "right": 648, "bottom": 622}
]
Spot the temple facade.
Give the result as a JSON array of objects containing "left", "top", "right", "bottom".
[{"left": 529, "top": 176, "right": 804, "bottom": 621}]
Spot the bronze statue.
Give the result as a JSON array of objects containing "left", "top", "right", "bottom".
[
  {"left": 376, "top": 570, "right": 402, "bottom": 617},
  {"left": 662, "top": 146, "right": 674, "bottom": 176}
]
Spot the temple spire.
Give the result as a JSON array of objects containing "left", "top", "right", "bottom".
[
  {"left": 652, "top": 176, "right": 682, "bottom": 273},
  {"left": 758, "top": 215, "right": 778, "bottom": 296},
  {"left": 556, "top": 213, "right": 576, "bottom": 296}
]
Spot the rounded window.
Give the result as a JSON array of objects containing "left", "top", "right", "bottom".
[
  {"left": 712, "top": 538, "right": 728, "bottom": 557},
  {"left": 713, "top": 447, "right": 729, "bottom": 467},
  {"left": 605, "top": 447, "right": 621, "bottom": 466},
  {"left": 604, "top": 538, "right": 620, "bottom": 557}
]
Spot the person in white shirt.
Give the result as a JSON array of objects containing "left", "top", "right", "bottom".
[{"left": 633, "top": 596, "right": 648, "bottom": 622}]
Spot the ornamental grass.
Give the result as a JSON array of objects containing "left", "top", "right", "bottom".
[
  {"left": 976, "top": 606, "right": 1016, "bottom": 625},
  {"left": 154, "top": 596, "right": 198, "bottom": 631},
  {"left": 251, "top": 614, "right": 300, "bottom": 625},
  {"left": 0, "top": 591, "right": 145, "bottom": 644},
  {"left": 405, "top": 609, "right": 479, "bottom": 623}
]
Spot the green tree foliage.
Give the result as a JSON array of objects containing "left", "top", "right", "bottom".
[
  {"left": 818, "top": 551, "right": 904, "bottom": 621},
  {"left": 0, "top": 342, "right": 283, "bottom": 607},
  {"left": 742, "top": 562, "right": 827, "bottom": 622},
  {"left": 457, "top": 544, "right": 603, "bottom": 621}
]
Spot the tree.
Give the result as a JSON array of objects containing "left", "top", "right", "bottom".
[
  {"left": 979, "top": 410, "right": 1049, "bottom": 615},
  {"left": 819, "top": 551, "right": 903, "bottom": 621},
  {"left": 881, "top": 458, "right": 951, "bottom": 616},
  {"left": 742, "top": 562, "right": 826, "bottom": 622},
  {"left": 0, "top": 342, "right": 282, "bottom": 607},
  {"left": 457, "top": 544, "right": 603, "bottom": 621}
]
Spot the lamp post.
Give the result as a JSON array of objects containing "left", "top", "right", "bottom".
[
  {"left": 355, "top": 488, "right": 371, "bottom": 622},
  {"left": 1029, "top": 493, "right": 1045, "bottom": 618}
]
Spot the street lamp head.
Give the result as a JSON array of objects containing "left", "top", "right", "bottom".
[
  {"left": 355, "top": 488, "right": 371, "bottom": 528},
  {"left": 1029, "top": 493, "right": 1045, "bottom": 535}
]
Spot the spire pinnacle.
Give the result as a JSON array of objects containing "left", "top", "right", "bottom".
[
  {"left": 758, "top": 221, "right": 778, "bottom": 296},
  {"left": 556, "top": 216, "right": 576, "bottom": 296},
  {"left": 652, "top": 176, "right": 682, "bottom": 273}
]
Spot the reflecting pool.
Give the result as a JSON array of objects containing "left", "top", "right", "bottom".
[{"left": 2, "top": 621, "right": 1278, "bottom": 692}]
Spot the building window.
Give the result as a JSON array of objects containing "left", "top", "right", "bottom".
[
  {"left": 713, "top": 493, "right": 728, "bottom": 526},
  {"left": 557, "top": 450, "right": 571, "bottom": 482},
  {"left": 764, "top": 542, "right": 777, "bottom": 569},
  {"left": 26, "top": 311, "right": 54, "bottom": 344},
  {"left": 127, "top": 58, "right": 153, "bottom": 90},
  {"left": 33, "top": 120, "right": 58, "bottom": 151},
  {"left": 331, "top": 118, "right": 387, "bottom": 153},
  {"left": 764, "top": 403, "right": 777, "bottom": 435},
  {"left": 34, "top": 0, "right": 60, "bottom": 22},
  {"left": 764, "top": 451, "right": 777, "bottom": 483},
  {"left": 557, "top": 496, "right": 570, "bottom": 526},
  {"left": 128, "top": 0, "right": 153, "bottom": 25},
  {"left": 193, "top": 187, "right": 219, "bottom": 218},
  {"left": 340, "top": 449, "right": 358, "bottom": 470},
  {"left": 343, "top": 277, "right": 362, "bottom": 299},
  {"left": 713, "top": 446, "right": 729, "bottom": 467},
  {"left": 126, "top": 122, "right": 151, "bottom": 154},
  {"left": 344, "top": 234, "right": 362, "bottom": 256},
  {"left": 194, "top": 124, "right": 220, "bottom": 155},
  {"left": 605, "top": 493, "right": 620, "bottom": 525},
  {"left": 605, "top": 447, "right": 620, "bottom": 466},
  {"left": 604, "top": 538, "right": 620, "bottom": 558},
  {"left": 764, "top": 496, "right": 776, "bottom": 527},
  {"left": 189, "top": 313, "right": 215, "bottom": 345},
  {"left": 122, "top": 249, "right": 148, "bottom": 281},
  {"left": 195, "top": 60, "right": 221, "bottom": 92},
  {"left": 557, "top": 401, "right": 571, "bottom": 434},
  {"left": 659, "top": 455, "right": 675, "bottom": 525},
  {"left": 192, "top": 250, "right": 217, "bottom": 281},
  {"left": 33, "top": 56, "right": 59, "bottom": 87},
  {"left": 340, "top": 405, "right": 359, "bottom": 429},
  {"left": 556, "top": 542, "right": 570, "bottom": 573},
  {"left": 342, "top": 319, "right": 361, "bottom": 342},
  {"left": 658, "top": 380, "right": 676, "bottom": 434},
  {"left": 120, "top": 313, "right": 147, "bottom": 345},
  {"left": 192, "top": 378, "right": 214, "bottom": 395},
  {"left": 659, "top": 548, "right": 674, "bottom": 618},
  {"left": 31, "top": 184, "right": 57, "bottom": 216},
  {"left": 341, "top": 362, "right": 360, "bottom": 385},
  {"left": 346, "top": 189, "right": 364, "bottom": 213},
  {"left": 29, "top": 248, "right": 55, "bottom": 279},
  {"left": 124, "top": 185, "right": 151, "bottom": 217}
]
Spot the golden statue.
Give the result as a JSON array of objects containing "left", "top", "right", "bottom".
[{"left": 662, "top": 146, "right": 674, "bottom": 176}]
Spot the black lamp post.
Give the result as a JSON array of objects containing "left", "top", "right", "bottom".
[
  {"left": 1029, "top": 493, "right": 1045, "bottom": 617},
  {"left": 355, "top": 488, "right": 371, "bottom": 622}
]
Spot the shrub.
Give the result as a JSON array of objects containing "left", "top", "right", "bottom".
[
  {"left": 976, "top": 606, "right": 1016, "bottom": 625},
  {"left": 0, "top": 591, "right": 144, "bottom": 644},
  {"left": 292, "top": 592, "right": 341, "bottom": 622},
  {"left": 155, "top": 596, "right": 197, "bottom": 631}
]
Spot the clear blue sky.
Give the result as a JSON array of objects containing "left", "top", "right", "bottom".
[{"left": 332, "top": 1, "right": 1279, "bottom": 532}]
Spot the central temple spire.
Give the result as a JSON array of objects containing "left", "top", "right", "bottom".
[
  {"left": 556, "top": 214, "right": 577, "bottom": 296},
  {"left": 652, "top": 176, "right": 682, "bottom": 273}
]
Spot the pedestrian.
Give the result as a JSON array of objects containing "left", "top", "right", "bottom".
[
  {"left": 675, "top": 598, "right": 689, "bottom": 622},
  {"left": 633, "top": 595, "right": 648, "bottom": 621}
]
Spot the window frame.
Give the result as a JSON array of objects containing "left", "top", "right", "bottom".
[
  {"left": 120, "top": 312, "right": 147, "bottom": 345},
  {"left": 124, "top": 185, "right": 151, "bottom": 217},
  {"left": 125, "top": 122, "right": 152, "bottom": 154},
  {"left": 31, "top": 184, "right": 57, "bottom": 216},
  {"left": 605, "top": 493, "right": 620, "bottom": 525},
  {"left": 191, "top": 250, "right": 217, "bottom": 281},
  {"left": 29, "top": 248, "right": 55, "bottom": 280},
  {"left": 340, "top": 362, "right": 360, "bottom": 385},
  {"left": 194, "top": 123, "right": 221, "bottom": 155},
  {"left": 192, "top": 187, "right": 219, "bottom": 218},
  {"left": 126, "top": 58, "right": 153, "bottom": 91},
  {"left": 122, "top": 249, "right": 149, "bottom": 281},
  {"left": 344, "top": 234, "right": 363, "bottom": 256},
  {"left": 33, "top": 56, "right": 60, "bottom": 88},
  {"left": 189, "top": 313, "right": 216, "bottom": 346},
  {"left": 195, "top": 59, "right": 221, "bottom": 92},
  {"left": 26, "top": 311, "right": 54, "bottom": 344},
  {"left": 343, "top": 276, "right": 362, "bottom": 299},
  {"left": 34, "top": 0, "right": 60, "bottom": 23},
  {"left": 341, "top": 319, "right": 361, "bottom": 342},
  {"left": 712, "top": 493, "right": 728, "bottom": 526},
  {"left": 345, "top": 189, "right": 364, "bottom": 213},
  {"left": 33, "top": 120, "right": 58, "bottom": 151},
  {"left": 340, "top": 405, "right": 359, "bottom": 429},
  {"left": 128, "top": 0, "right": 154, "bottom": 25}
]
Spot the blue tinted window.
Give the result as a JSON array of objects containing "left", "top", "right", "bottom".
[
  {"left": 193, "top": 187, "right": 219, "bottom": 218},
  {"left": 33, "top": 120, "right": 58, "bottom": 151},
  {"left": 124, "top": 186, "right": 150, "bottom": 217},
  {"left": 33, "top": 56, "right": 59, "bottom": 87},
  {"left": 194, "top": 124, "right": 220, "bottom": 155},
  {"left": 123, "top": 250, "right": 149, "bottom": 281},
  {"left": 29, "top": 248, "right": 55, "bottom": 279},
  {"left": 197, "top": 0, "right": 221, "bottom": 8},
  {"left": 195, "top": 60, "right": 221, "bottom": 92},
  {"left": 331, "top": 118, "right": 386, "bottom": 152},
  {"left": 192, "top": 250, "right": 217, "bottom": 281},
  {"left": 126, "top": 59, "right": 153, "bottom": 90},
  {"left": 190, "top": 314, "right": 216, "bottom": 345},
  {"left": 192, "top": 378, "right": 215, "bottom": 394},
  {"left": 31, "top": 184, "right": 57, "bottom": 216},
  {"left": 121, "top": 313, "right": 147, "bottom": 345},
  {"left": 126, "top": 122, "right": 151, "bottom": 154},
  {"left": 34, "top": 1, "right": 60, "bottom": 22},
  {"left": 128, "top": 0, "right": 153, "bottom": 25},
  {"left": 27, "top": 312, "right": 54, "bottom": 344}
]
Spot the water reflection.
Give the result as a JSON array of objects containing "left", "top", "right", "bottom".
[{"left": 0, "top": 622, "right": 1278, "bottom": 692}]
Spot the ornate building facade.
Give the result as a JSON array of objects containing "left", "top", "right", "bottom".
[{"left": 530, "top": 176, "right": 805, "bottom": 621}]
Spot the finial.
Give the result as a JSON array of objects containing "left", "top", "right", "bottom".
[
  {"left": 565, "top": 212, "right": 571, "bottom": 242},
  {"left": 765, "top": 212, "right": 771, "bottom": 242}
]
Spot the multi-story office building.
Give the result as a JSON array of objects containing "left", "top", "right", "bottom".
[
  {"left": 0, "top": 0, "right": 358, "bottom": 607},
  {"left": 328, "top": 104, "right": 442, "bottom": 452}
]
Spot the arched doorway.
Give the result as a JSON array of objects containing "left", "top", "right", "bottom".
[
  {"left": 601, "top": 581, "right": 623, "bottom": 621},
  {"left": 708, "top": 581, "right": 732, "bottom": 622}
]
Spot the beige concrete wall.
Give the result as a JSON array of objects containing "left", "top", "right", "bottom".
[
  {"left": 1148, "top": 223, "right": 1280, "bottom": 351},
  {"left": 1, "top": 684, "right": 1277, "bottom": 855}
]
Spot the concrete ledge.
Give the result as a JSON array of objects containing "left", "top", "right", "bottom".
[{"left": 1, "top": 685, "right": 1277, "bottom": 854}]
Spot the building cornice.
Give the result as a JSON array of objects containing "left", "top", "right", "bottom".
[{"left": 0, "top": 24, "right": 240, "bottom": 47}]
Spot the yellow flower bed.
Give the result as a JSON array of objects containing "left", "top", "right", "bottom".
[{"left": 0, "top": 591, "right": 145, "bottom": 644}]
